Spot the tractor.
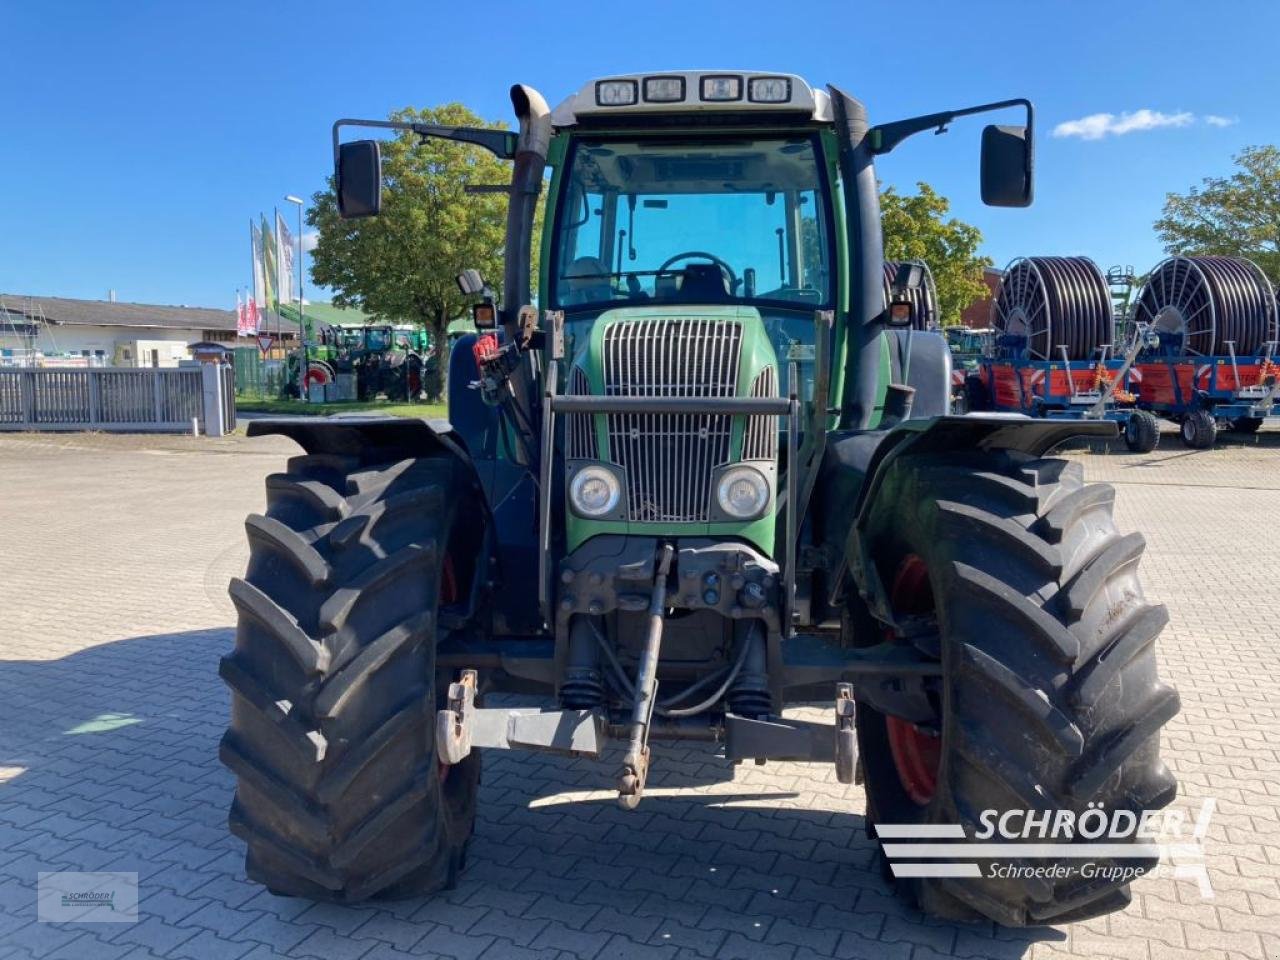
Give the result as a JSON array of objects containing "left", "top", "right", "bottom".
[
  {"left": 221, "top": 72, "right": 1179, "bottom": 925},
  {"left": 287, "top": 322, "right": 433, "bottom": 400}
]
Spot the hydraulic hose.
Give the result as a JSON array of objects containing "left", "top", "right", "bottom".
[{"left": 588, "top": 618, "right": 754, "bottom": 718}]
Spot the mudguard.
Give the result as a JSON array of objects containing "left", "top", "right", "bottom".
[
  {"left": 246, "top": 414, "right": 477, "bottom": 471},
  {"left": 247, "top": 414, "right": 544, "bottom": 635},
  {"left": 816, "top": 414, "right": 1116, "bottom": 624},
  {"left": 886, "top": 329, "right": 952, "bottom": 418}
]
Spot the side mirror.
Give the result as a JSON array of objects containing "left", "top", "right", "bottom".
[
  {"left": 981, "top": 124, "right": 1033, "bottom": 207},
  {"left": 337, "top": 140, "right": 382, "bottom": 219},
  {"left": 456, "top": 269, "right": 486, "bottom": 296}
]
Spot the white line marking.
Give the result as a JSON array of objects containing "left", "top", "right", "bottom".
[
  {"left": 891, "top": 863, "right": 982, "bottom": 878},
  {"left": 876, "top": 824, "right": 966, "bottom": 839},
  {"left": 882, "top": 843, "right": 1165, "bottom": 859}
]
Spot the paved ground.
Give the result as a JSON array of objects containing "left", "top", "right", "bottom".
[{"left": 1, "top": 427, "right": 1278, "bottom": 960}]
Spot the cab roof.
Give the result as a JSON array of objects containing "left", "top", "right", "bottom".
[{"left": 550, "top": 71, "right": 831, "bottom": 128}]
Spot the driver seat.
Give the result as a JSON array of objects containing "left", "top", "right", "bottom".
[
  {"left": 563, "top": 257, "right": 612, "bottom": 304},
  {"left": 668, "top": 263, "right": 731, "bottom": 301}
]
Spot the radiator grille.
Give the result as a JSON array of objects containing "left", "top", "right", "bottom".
[
  {"left": 603, "top": 318, "right": 743, "bottom": 522},
  {"left": 742, "top": 367, "right": 779, "bottom": 461},
  {"left": 566, "top": 365, "right": 598, "bottom": 460}
]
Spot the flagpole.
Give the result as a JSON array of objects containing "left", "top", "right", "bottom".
[
  {"left": 273, "top": 207, "right": 281, "bottom": 354},
  {"left": 248, "top": 219, "right": 254, "bottom": 338},
  {"left": 285, "top": 195, "right": 307, "bottom": 403}
]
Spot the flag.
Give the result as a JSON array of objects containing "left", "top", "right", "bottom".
[
  {"left": 246, "top": 296, "right": 259, "bottom": 335},
  {"left": 276, "top": 210, "right": 295, "bottom": 301},
  {"left": 261, "top": 214, "right": 277, "bottom": 312},
  {"left": 250, "top": 219, "right": 267, "bottom": 316},
  {"left": 236, "top": 290, "right": 249, "bottom": 336}
]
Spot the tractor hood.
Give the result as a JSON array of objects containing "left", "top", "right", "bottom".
[
  {"left": 563, "top": 304, "right": 782, "bottom": 553},
  {"left": 570, "top": 304, "right": 778, "bottom": 397}
]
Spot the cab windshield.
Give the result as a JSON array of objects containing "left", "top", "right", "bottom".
[{"left": 551, "top": 135, "right": 833, "bottom": 312}]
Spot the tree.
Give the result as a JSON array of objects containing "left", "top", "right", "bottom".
[
  {"left": 879, "top": 182, "right": 991, "bottom": 326},
  {"left": 1154, "top": 145, "right": 1280, "bottom": 281},
  {"left": 307, "top": 104, "right": 514, "bottom": 400}
]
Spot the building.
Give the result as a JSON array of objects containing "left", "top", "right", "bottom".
[
  {"left": 959, "top": 267, "right": 1003, "bottom": 329},
  {"left": 0, "top": 294, "right": 297, "bottom": 367}
]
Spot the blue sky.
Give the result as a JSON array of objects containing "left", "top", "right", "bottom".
[{"left": 2, "top": 0, "right": 1275, "bottom": 310}]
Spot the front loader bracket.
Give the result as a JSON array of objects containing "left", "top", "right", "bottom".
[
  {"left": 723, "top": 684, "right": 858, "bottom": 780},
  {"left": 436, "top": 668, "right": 608, "bottom": 761},
  {"left": 436, "top": 669, "right": 477, "bottom": 764},
  {"left": 723, "top": 714, "right": 835, "bottom": 764},
  {"left": 835, "top": 683, "right": 857, "bottom": 784}
]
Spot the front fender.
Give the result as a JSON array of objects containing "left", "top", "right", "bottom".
[
  {"left": 816, "top": 414, "right": 1116, "bottom": 622},
  {"left": 246, "top": 414, "right": 475, "bottom": 469}
]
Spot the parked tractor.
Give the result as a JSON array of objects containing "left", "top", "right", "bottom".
[
  {"left": 221, "top": 72, "right": 1179, "bottom": 925},
  {"left": 286, "top": 322, "right": 433, "bottom": 400}
]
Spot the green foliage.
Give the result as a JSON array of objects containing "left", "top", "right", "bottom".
[
  {"left": 307, "top": 104, "right": 515, "bottom": 399},
  {"left": 1154, "top": 145, "right": 1280, "bottom": 281},
  {"left": 235, "top": 398, "right": 448, "bottom": 419},
  {"left": 880, "top": 182, "right": 992, "bottom": 326}
]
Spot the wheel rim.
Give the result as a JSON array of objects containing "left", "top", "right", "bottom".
[
  {"left": 303, "top": 364, "right": 332, "bottom": 390},
  {"left": 884, "top": 555, "right": 941, "bottom": 806}
]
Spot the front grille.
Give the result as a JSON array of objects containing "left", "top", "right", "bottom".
[
  {"left": 742, "top": 367, "right": 779, "bottom": 461},
  {"left": 566, "top": 365, "right": 598, "bottom": 459},
  {"left": 603, "top": 318, "right": 743, "bottom": 522}
]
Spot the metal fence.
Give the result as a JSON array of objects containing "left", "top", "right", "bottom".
[
  {"left": 0, "top": 365, "right": 236, "bottom": 435},
  {"left": 232, "top": 348, "right": 288, "bottom": 399}
]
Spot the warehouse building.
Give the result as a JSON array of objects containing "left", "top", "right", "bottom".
[{"left": 0, "top": 294, "right": 297, "bottom": 367}]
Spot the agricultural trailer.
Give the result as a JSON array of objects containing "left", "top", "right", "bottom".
[
  {"left": 1129, "top": 256, "right": 1279, "bottom": 449},
  {"left": 971, "top": 256, "right": 1161, "bottom": 452}
]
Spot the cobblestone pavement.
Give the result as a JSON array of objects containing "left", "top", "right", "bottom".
[{"left": 1, "top": 428, "right": 1278, "bottom": 960}]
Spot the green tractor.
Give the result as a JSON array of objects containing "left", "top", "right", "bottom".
[
  {"left": 222, "top": 72, "right": 1178, "bottom": 924},
  {"left": 286, "top": 322, "right": 433, "bottom": 400}
]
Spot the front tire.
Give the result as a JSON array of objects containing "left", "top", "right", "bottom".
[
  {"left": 853, "top": 450, "right": 1178, "bottom": 926},
  {"left": 220, "top": 453, "right": 483, "bottom": 901}
]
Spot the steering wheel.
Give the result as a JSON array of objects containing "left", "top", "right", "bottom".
[{"left": 656, "top": 251, "right": 739, "bottom": 292}]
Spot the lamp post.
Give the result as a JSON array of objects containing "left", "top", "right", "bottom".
[{"left": 284, "top": 195, "right": 306, "bottom": 401}]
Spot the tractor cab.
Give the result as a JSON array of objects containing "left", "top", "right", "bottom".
[{"left": 544, "top": 75, "right": 842, "bottom": 559}]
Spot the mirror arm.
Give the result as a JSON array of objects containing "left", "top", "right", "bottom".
[
  {"left": 331, "top": 119, "right": 517, "bottom": 165},
  {"left": 870, "top": 98, "right": 1033, "bottom": 155}
]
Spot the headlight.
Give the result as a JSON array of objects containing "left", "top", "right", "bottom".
[
  {"left": 748, "top": 77, "right": 791, "bottom": 103},
  {"left": 643, "top": 76, "right": 685, "bottom": 103},
  {"left": 700, "top": 75, "right": 742, "bottom": 102},
  {"left": 570, "top": 466, "right": 621, "bottom": 517},
  {"left": 716, "top": 466, "right": 770, "bottom": 520},
  {"left": 595, "top": 80, "right": 637, "bottom": 107}
]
